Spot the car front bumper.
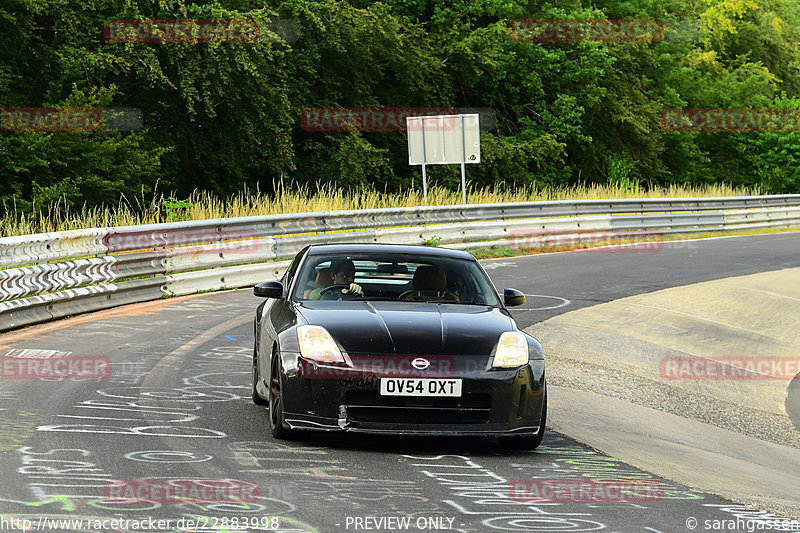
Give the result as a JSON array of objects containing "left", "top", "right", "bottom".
[{"left": 278, "top": 353, "right": 546, "bottom": 436}]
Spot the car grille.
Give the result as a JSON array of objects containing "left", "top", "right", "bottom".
[{"left": 344, "top": 390, "right": 492, "bottom": 424}]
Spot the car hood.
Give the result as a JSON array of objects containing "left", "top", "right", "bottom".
[{"left": 296, "top": 301, "right": 515, "bottom": 355}]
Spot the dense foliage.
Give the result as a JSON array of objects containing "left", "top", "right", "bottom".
[{"left": 1, "top": 0, "right": 799, "bottom": 215}]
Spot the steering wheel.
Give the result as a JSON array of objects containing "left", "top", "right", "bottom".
[{"left": 318, "top": 284, "right": 359, "bottom": 300}]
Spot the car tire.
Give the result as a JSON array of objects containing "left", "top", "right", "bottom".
[
  {"left": 252, "top": 346, "right": 268, "bottom": 406},
  {"left": 499, "top": 390, "right": 547, "bottom": 450},
  {"left": 268, "top": 351, "right": 294, "bottom": 439}
]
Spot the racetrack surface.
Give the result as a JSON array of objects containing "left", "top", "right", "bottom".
[{"left": 0, "top": 233, "right": 799, "bottom": 532}]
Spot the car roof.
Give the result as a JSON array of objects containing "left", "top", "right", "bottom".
[{"left": 305, "top": 243, "right": 475, "bottom": 260}]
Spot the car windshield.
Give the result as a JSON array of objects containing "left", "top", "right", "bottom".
[{"left": 293, "top": 253, "right": 501, "bottom": 306}]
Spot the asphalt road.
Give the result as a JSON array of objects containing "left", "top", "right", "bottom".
[
  {"left": 484, "top": 232, "right": 800, "bottom": 324},
  {"left": 0, "top": 233, "right": 799, "bottom": 532}
]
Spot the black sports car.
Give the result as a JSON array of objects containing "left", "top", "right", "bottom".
[{"left": 252, "top": 244, "right": 546, "bottom": 449}]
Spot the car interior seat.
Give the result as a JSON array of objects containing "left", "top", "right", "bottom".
[{"left": 400, "top": 265, "right": 459, "bottom": 301}]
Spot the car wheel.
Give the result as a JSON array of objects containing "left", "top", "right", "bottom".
[
  {"left": 251, "top": 346, "right": 268, "bottom": 406},
  {"left": 268, "top": 352, "right": 293, "bottom": 439},
  {"left": 499, "top": 390, "right": 547, "bottom": 450}
]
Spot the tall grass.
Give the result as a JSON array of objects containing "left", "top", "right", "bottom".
[{"left": 1, "top": 181, "right": 761, "bottom": 237}]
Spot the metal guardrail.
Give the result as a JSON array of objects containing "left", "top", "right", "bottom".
[{"left": 1, "top": 195, "right": 799, "bottom": 332}]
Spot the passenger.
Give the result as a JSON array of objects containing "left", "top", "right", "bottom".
[
  {"left": 308, "top": 258, "right": 363, "bottom": 299},
  {"left": 303, "top": 267, "right": 332, "bottom": 299}
]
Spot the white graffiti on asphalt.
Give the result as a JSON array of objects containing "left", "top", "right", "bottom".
[{"left": 403, "top": 454, "right": 606, "bottom": 532}]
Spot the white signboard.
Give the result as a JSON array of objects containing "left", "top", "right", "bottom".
[
  {"left": 406, "top": 114, "right": 480, "bottom": 165},
  {"left": 406, "top": 114, "right": 480, "bottom": 204}
]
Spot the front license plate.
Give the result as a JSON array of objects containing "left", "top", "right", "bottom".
[{"left": 379, "top": 378, "right": 462, "bottom": 397}]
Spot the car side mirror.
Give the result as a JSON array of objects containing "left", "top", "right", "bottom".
[
  {"left": 254, "top": 280, "right": 284, "bottom": 299},
  {"left": 503, "top": 288, "right": 526, "bottom": 307}
]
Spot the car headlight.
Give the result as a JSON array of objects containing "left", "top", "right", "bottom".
[
  {"left": 492, "top": 331, "right": 529, "bottom": 368},
  {"left": 297, "top": 325, "right": 345, "bottom": 363}
]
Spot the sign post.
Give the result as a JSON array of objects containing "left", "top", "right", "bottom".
[{"left": 406, "top": 114, "right": 480, "bottom": 205}]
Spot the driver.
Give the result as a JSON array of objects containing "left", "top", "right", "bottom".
[{"left": 309, "top": 258, "right": 363, "bottom": 299}]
